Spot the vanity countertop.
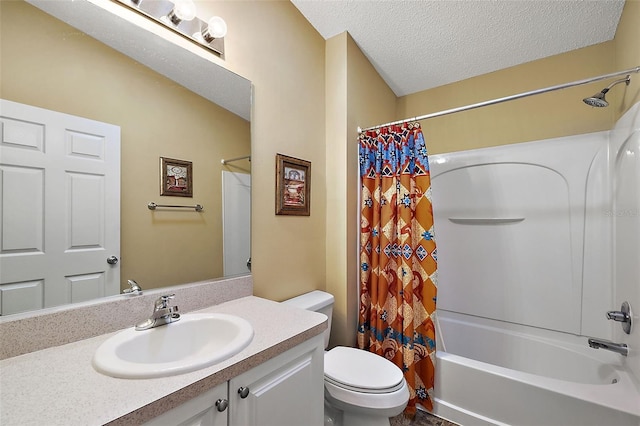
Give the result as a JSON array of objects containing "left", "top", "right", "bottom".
[{"left": 0, "top": 296, "right": 327, "bottom": 426}]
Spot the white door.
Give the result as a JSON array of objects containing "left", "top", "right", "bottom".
[
  {"left": 222, "top": 170, "right": 250, "bottom": 276},
  {"left": 0, "top": 99, "right": 120, "bottom": 315}
]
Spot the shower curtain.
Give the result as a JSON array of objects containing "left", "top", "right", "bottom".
[{"left": 357, "top": 122, "right": 437, "bottom": 415}]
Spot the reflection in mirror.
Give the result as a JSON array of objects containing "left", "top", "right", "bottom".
[{"left": 0, "top": 0, "right": 251, "bottom": 316}]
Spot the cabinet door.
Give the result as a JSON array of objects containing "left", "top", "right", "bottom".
[
  {"left": 229, "top": 335, "right": 324, "bottom": 426},
  {"left": 143, "top": 382, "right": 228, "bottom": 426}
]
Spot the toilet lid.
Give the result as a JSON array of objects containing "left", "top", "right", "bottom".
[{"left": 324, "top": 347, "right": 405, "bottom": 393}]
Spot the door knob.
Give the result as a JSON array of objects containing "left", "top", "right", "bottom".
[
  {"left": 107, "top": 256, "right": 119, "bottom": 265},
  {"left": 238, "top": 386, "right": 250, "bottom": 399},
  {"left": 215, "top": 398, "right": 228, "bottom": 412}
]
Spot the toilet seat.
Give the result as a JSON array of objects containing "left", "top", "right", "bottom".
[
  {"left": 324, "top": 347, "right": 405, "bottom": 394},
  {"left": 324, "top": 375, "right": 406, "bottom": 394}
]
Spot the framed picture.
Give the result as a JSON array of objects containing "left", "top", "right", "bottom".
[
  {"left": 276, "top": 154, "right": 311, "bottom": 216},
  {"left": 160, "top": 157, "right": 193, "bottom": 197}
]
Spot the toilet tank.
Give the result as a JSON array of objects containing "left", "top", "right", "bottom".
[{"left": 282, "top": 290, "right": 334, "bottom": 349}]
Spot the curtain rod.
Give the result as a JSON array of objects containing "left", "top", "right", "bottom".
[
  {"left": 357, "top": 66, "right": 640, "bottom": 133},
  {"left": 221, "top": 155, "right": 251, "bottom": 165}
]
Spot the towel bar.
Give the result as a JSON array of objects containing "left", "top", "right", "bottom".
[{"left": 148, "top": 202, "right": 204, "bottom": 212}]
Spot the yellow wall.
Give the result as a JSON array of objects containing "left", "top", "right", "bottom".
[
  {"left": 3, "top": 0, "right": 638, "bottom": 345},
  {"left": 2, "top": 0, "right": 327, "bottom": 304},
  {"left": 199, "top": 1, "right": 328, "bottom": 301},
  {"left": 0, "top": 1, "right": 250, "bottom": 290},
  {"left": 324, "top": 33, "right": 397, "bottom": 347},
  {"left": 397, "top": 42, "right": 616, "bottom": 154},
  {"left": 325, "top": 33, "right": 350, "bottom": 347},
  {"left": 332, "top": 1, "right": 639, "bottom": 345},
  {"left": 396, "top": 0, "right": 639, "bottom": 155}
]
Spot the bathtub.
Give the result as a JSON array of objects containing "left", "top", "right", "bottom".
[{"left": 431, "top": 310, "right": 640, "bottom": 426}]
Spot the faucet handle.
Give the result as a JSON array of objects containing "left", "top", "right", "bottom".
[
  {"left": 135, "top": 294, "right": 180, "bottom": 330},
  {"left": 606, "top": 311, "right": 629, "bottom": 322},
  {"left": 606, "top": 301, "right": 633, "bottom": 334},
  {"left": 155, "top": 294, "right": 176, "bottom": 310}
]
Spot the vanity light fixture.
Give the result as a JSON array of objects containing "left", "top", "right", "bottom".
[
  {"left": 165, "top": 0, "right": 197, "bottom": 26},
  {"left": 115, "top": 0, "right": 227, "bottom": 57},
  {"left": 201, "top": 16, "right": 227, "bottom": 42}
]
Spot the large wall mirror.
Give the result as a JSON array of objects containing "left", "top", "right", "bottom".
[{"left": 0, "top": 0, "right": 252, "bottom": 316}]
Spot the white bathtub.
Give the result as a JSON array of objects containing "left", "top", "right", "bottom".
[{"left": 431, "top": 311, "right": 640, "bottom": 426}]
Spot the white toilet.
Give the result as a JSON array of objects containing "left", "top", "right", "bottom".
[{"left": 283, "top": 290, "right": 409, "bottom": 426}]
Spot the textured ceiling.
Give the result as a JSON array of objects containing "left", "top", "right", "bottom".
[{"left": 291, "top": 0, "right": 626, "bottom": 96}]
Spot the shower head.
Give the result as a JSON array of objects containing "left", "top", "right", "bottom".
[
  {"left": 583, "top": 91, "right": 609, "bottom": 107},
  {"left": 583, "top": 75, "right": 631, "bottom": 107}
]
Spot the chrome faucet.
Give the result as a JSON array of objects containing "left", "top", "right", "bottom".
[
  {"left": 123, "top": 279, "right": 143, "bottom": 296},
  {"left": 135, "top": 294, "right": 180, "bottom": 331},
  {"left": 606, "top": 301, "right": 633, "bottom": 334},
  {"left": 588, "top": 338, "right": 628, "bottom": 356}
]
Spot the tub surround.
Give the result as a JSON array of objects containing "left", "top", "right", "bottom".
[
  {"left": 0, "top": 277, "right": 328, "bottom": 425},
  {"left": 428, "top": 102, "right": 640, "bottom": 425},
  {"left": 430, "top": 130, "right": 612, "bottom": 338}
]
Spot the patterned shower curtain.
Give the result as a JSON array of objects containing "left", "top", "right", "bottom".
[{"left": 357, "top": 122, "right": 437, "bottom": 415}]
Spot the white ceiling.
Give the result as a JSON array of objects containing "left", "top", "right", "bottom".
[{"left": 291, "top": 0, "right": 626, "bottom": 97}]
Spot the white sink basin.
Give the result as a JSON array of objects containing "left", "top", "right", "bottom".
[{"left": 93, "top": 313, "right": 254, "bottom": 379}]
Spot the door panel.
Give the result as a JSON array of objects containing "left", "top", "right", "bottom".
[
  {"left": 0, "top": 279, "right": 44, "bottom": 316},
  {"left": 67, "top": 272, "right": 107, "bottom": 304},
  {"left": 68, "top": 172, "right": 105, "bottom": 249},
  {"left": 0, "top": 99, "right": 120, "bottom": 315},
  {"left": 0, "top": 165, "right": 44, "bottom": 253}
]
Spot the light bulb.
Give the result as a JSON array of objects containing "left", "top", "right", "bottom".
[
  {"left": 202, "top": 16, "right": 227, "bottom": 42},
  {"left": 167, "top": 0, "right": 196, "bottom": 25}
]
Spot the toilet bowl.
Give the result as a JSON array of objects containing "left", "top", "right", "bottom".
[
  {"left": 324, "top": 346, "right": 409, "bottom": 426},
  {"left": 282, "top": 291, "right": 409, "bottom": 426}
]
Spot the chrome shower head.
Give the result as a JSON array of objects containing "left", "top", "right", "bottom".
[
  {"left": 583, "top": 75, "right": 631, "bottom": 108},
  {"left": 583, "top": 91, "right": 609, "bottom": 107}
]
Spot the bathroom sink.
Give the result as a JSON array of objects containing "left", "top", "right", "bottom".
[{"left": 92, "top": 313, "right": 254, "bottom": 379}]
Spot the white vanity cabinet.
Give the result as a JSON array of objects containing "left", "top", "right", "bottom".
[
  {"left": 229, "top": 334, "right": 324, "bottom": 426},
  {"left": 145, "top": 334, "right": 324, "bottom": 426},
  {"left": 144, "top": 382, "right": 229, "bottom": 426}
]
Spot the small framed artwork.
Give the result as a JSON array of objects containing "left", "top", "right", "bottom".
[
  {"left": 160, "top": 157, "right": 193, "bottom": 197},
  {"left": 276, "top": 153, "right": 311, "bottom": 216}
]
